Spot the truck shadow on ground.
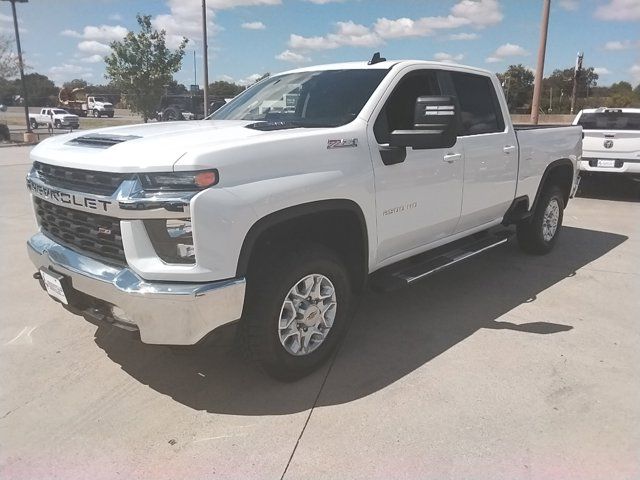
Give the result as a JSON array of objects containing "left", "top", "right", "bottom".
[
  {"left": 577, "top": 175, "right": 639, "bottom": 202},
  {"left": 88, "top": 226, "right": 626, "bottom": 416}
]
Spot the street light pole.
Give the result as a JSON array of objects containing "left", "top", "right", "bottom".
[
  {"left": 3, "top": 0, "right": 31, "bottom": 132},
  {"left": 202, "top": 0, "right": 209, "bottom": 118},
  {"left": 530, "top": 0, "right": 551, "bottom": 125}
]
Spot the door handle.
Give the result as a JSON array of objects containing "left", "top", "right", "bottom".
[
  {"left": 503, "top": 145, "right": 517, "bottom": 154},
  {"left": 443, "top": 153, "right": 462, "bottom": 163}
]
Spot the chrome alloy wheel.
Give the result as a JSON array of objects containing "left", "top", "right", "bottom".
[
  {"left": 542, "top": 198, "right": 560, "bottom": 242},
  {"left": 278, "top": 274, "right": 337, "bottom": 356}
]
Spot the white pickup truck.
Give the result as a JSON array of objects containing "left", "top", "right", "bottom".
[
  {"left": 26, "top": 59, "right": 582, "bottom": 379},
  {"left": 573, "top": 107, "right": 640, "bottom": 180},
  {"left": 29, "top": 108, "right": 79, "bottom": 130}
]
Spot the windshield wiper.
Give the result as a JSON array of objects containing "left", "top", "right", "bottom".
[{"left": 245, "top": 120, "right": 334, "bottom": 131}]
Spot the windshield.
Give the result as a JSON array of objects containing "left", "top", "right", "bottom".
[
  {"left": 578, "top": 112, "right": 640, "bottom": 131},
  {"left": 210, "top": 69, "right": 389, "bottom": 127}
]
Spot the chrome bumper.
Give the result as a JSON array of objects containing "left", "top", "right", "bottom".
[{"left": 27, "top": 233, "right": 246, "bottom": 345}]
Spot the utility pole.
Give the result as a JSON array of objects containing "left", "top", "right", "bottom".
[
  {"left": 202, "top": 0, "right": 209, "bottom": 118},
  {"left": 530, "top": 0, "right": 551, "bottom": 124},
  {"left": 2, "top": 0, "right": 31, "bottom": 133},
  {"left": 570, "top": 52, "right": 583, "bottom": 115}
]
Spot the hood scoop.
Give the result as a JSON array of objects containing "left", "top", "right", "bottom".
[{"left": 67, "top": 133, "right": 141, "bottom": 149}]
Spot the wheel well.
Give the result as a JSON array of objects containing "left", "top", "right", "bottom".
[
  {"left": 238, "top": 203, "right": 368, "bottom": 293},
  {"left": 543, "top": 161, "right": 573, "bottom": 206},
  {"left": 533, "top": 159, "right": 574, "bottom": 211}
]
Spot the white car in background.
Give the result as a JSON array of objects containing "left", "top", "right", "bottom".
[{"left": 573, "top": 107, "right": 640, "bottom": 180}]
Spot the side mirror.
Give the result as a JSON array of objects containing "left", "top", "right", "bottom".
[{"left": 389, "top": 95, "right": 458, "bottom": 150}]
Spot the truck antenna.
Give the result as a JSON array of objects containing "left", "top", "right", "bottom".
[{"left": 368, "top": 52, "right": 386, "bottom": 65}]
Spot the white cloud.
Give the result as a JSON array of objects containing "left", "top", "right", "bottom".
[
  {"left": 448, "top": 32, "right": 479, "bottom": 40},
  {"left": 275, "top": 49, "right": 310, "bottom": 63},
  {"left": 305, "top": 0, "right": 346, "bottom": 3},
  {"left": 61, "top": 25, "right": 128, "bottom": 42},
  {"left": 0, "top": 12, "right": 27, "bottom": 34},
  {"left": 108, "top": 13, "right": 123, "bottom": 21},
  {"left": 450, "top": 0, "right": 503, "bottom": 27},
  {"left": 48, "top": 63, "right": 94, "bottom": 82},
  {"left": 593, "top": 67, "right": 611, "bottom": 75},
  {"left": 286, "top": 0, "right": 502, "bottom": 55},
  {"left": 486, "top": 43, "right": 528, "bottom": 63},
  {"left": 81, "top": 54, "right": 104, "bottom": 64},
  {"left": 151, "top": 0, "right": 280, "bottom": 49},
  {"left": 288, "top": 21, "right": 382, "bottom": 52},
  {"left": 603, "top": 39, "right": 640, "bottom": 51},
  {"left": 630, "top": 64, "right": 640, "bottom": 82},
  {"left": 241, "top": 21, "right": 266, "bottom": 30},
  {"left": 238, "top": 73, "right": 262, "bottom": 86},
  {"left": 595, "top": 0, "right": 640, "bottom": 21},
  {"left": 558, "top": 0, "right": 579, "bottom": 10},
  {"left": 77, "top": 40, "right": 112, "bottom": 55},
  {"left": 434, "top": 52, "right": 464, "bottom": 63}
]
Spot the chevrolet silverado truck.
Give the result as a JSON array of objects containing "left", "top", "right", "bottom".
[
  {"left": 29, "top": 108, "right": 79, "bottom": 130},
  {"left": 573, "top": 107, "right": 640, "bottom": 180},
  {"left": 26, "top": 58, "right": 582, "bottom": 380}
]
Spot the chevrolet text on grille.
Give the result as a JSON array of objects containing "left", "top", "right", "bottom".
[{"left": 26, "top": 179, "right": 112, "bottom": 212}]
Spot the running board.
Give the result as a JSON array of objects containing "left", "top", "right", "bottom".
[{"left": 370, "top": 230, "right": 512, "bottom": 292}]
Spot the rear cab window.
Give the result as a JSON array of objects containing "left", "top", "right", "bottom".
[{"left": 577, "top": 111, "right": 640, "bottom": 131}]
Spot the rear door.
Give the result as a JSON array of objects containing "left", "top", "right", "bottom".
[
  {"left": 367, "top": 67, "right": 464, "bottom": 263},
  {"left": 444, "top": 71, "right": 518, "bottom": 232}
]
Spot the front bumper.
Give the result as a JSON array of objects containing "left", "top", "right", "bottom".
[{"left": 28, "top": 233, "right": 246, "bottom": 345}]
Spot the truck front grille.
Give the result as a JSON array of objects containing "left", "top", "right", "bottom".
[
  {"left": 33, "top": 161, "right": 128, "bottom": 196},
  {"left": 34, "top": 198, "right": 125, "bottom": 265}
]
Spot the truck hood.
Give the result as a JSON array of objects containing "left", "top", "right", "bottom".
[{"left": 30, "top": 120, "right": 266, "bottom": 172}]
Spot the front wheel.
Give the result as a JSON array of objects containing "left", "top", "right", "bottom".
[
  {"left": 240, "top": 245, "right": 352, "bottom": 381},
  {"left": 30, "top": 119, "right": 38, "bottom": 130},
  {"left": 54, "top": 120, "right": 61, "bottom": 129},
  {"left": 93, "top": 110, "right": 100, "bottom": 118},
  {"left": 517, "top": 186, "right": 565, "bottom": 254}
]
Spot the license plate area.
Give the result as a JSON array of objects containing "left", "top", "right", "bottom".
[
  {"left": 40, "top": 269, "right": 68, "bottom": 305},
  {"left": 597, "top": 159, "right": 616, "bottom": 168}
]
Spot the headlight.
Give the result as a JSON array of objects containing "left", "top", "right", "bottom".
[
  {"left": 144, "top": 218, "right": 195, "bottom": 264},
  {"left": 139, "top": 170, "right": 218, "bottom": 192}
]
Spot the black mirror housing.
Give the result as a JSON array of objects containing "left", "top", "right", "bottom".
[{"left": 389, "top": 95, "right": 458, "bottom": 150}]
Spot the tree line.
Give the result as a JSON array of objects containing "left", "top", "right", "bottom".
[{"left": 498, "top": 64, "right": 640, "bottom": 114}]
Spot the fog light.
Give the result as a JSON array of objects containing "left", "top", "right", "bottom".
[{"left": 144, "top": 218, "right": 195, "bottom": 264}]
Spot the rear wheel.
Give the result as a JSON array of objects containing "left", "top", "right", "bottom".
[
  {"left": 517, "top": 186, "right": 564, "bottom": 254},
  {"left": 240, "top": 245, "right": 352, "bottom": 381},
  {"left": 162, "top": 107, "right": 180, "bottom": 121}
]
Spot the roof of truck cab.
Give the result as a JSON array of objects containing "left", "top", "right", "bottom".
[
  {"left": 578, "top": 107, "right": 640, "bottom": 114},
  {"left": 278, "top": 60, "right": 494, "bottom": 77}
]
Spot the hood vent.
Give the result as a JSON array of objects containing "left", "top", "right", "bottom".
[{"left": 67, "top": 134, "right": 140, "bottom": 149}]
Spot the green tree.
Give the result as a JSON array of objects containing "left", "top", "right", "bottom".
[
  {"left": 0, "top": 34, "right": 19, "bottom": 79},
  {"left": 23, "top": 72, "right": 57, "bottom": 106},
  {"left": 497, "top": 64, "right": 534, "bottom": 112},
  {"left": 105, "top": 15, "right": 187, "bottom": 122},
  {"left": 208, "top": 80, "right": 245, "bottom": 97},
  {"left": 63, "top": 78, "right": 88, "bottom": 90}
]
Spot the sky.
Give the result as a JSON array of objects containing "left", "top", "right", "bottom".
[{"left": 1, "top": 0, "right": 639, "bottom": 87}]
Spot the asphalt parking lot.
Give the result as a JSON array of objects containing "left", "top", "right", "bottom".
[{"left": 0, "top": 146, "right": 638, "bottom": 480}]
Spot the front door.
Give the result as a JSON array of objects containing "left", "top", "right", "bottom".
[{"left": 367, "top": 68, "right": 464, "bottom": 264}]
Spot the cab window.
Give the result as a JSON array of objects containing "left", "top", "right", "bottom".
[
  {"left": 374, "top": 70, "right": 441, "bottom": 144},
  {"left": 449, "top": 72, "right": 504, "bottom": 135}
]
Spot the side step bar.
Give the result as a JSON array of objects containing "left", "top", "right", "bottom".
[{"left": 370, "top": 230, "right": 512, "bottom": 292}]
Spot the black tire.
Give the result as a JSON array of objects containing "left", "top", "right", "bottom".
[
  {"left": 54, "top": 120, "right": 61, "bottom": 129},
  {"left": 517, "top": 185, "right": 565, "bottom": 254},
  {"left": 30, "top": 119, "right": 38, "bottom": 130},
  {"left": 93, "top": 110, "right": 100, "bottom": 118},
  {"left": 240, "top": 245, "right": 352, "bottom": 381},
  {"left": 107, "top": 113, "right": 114, "bottom": 118}
]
